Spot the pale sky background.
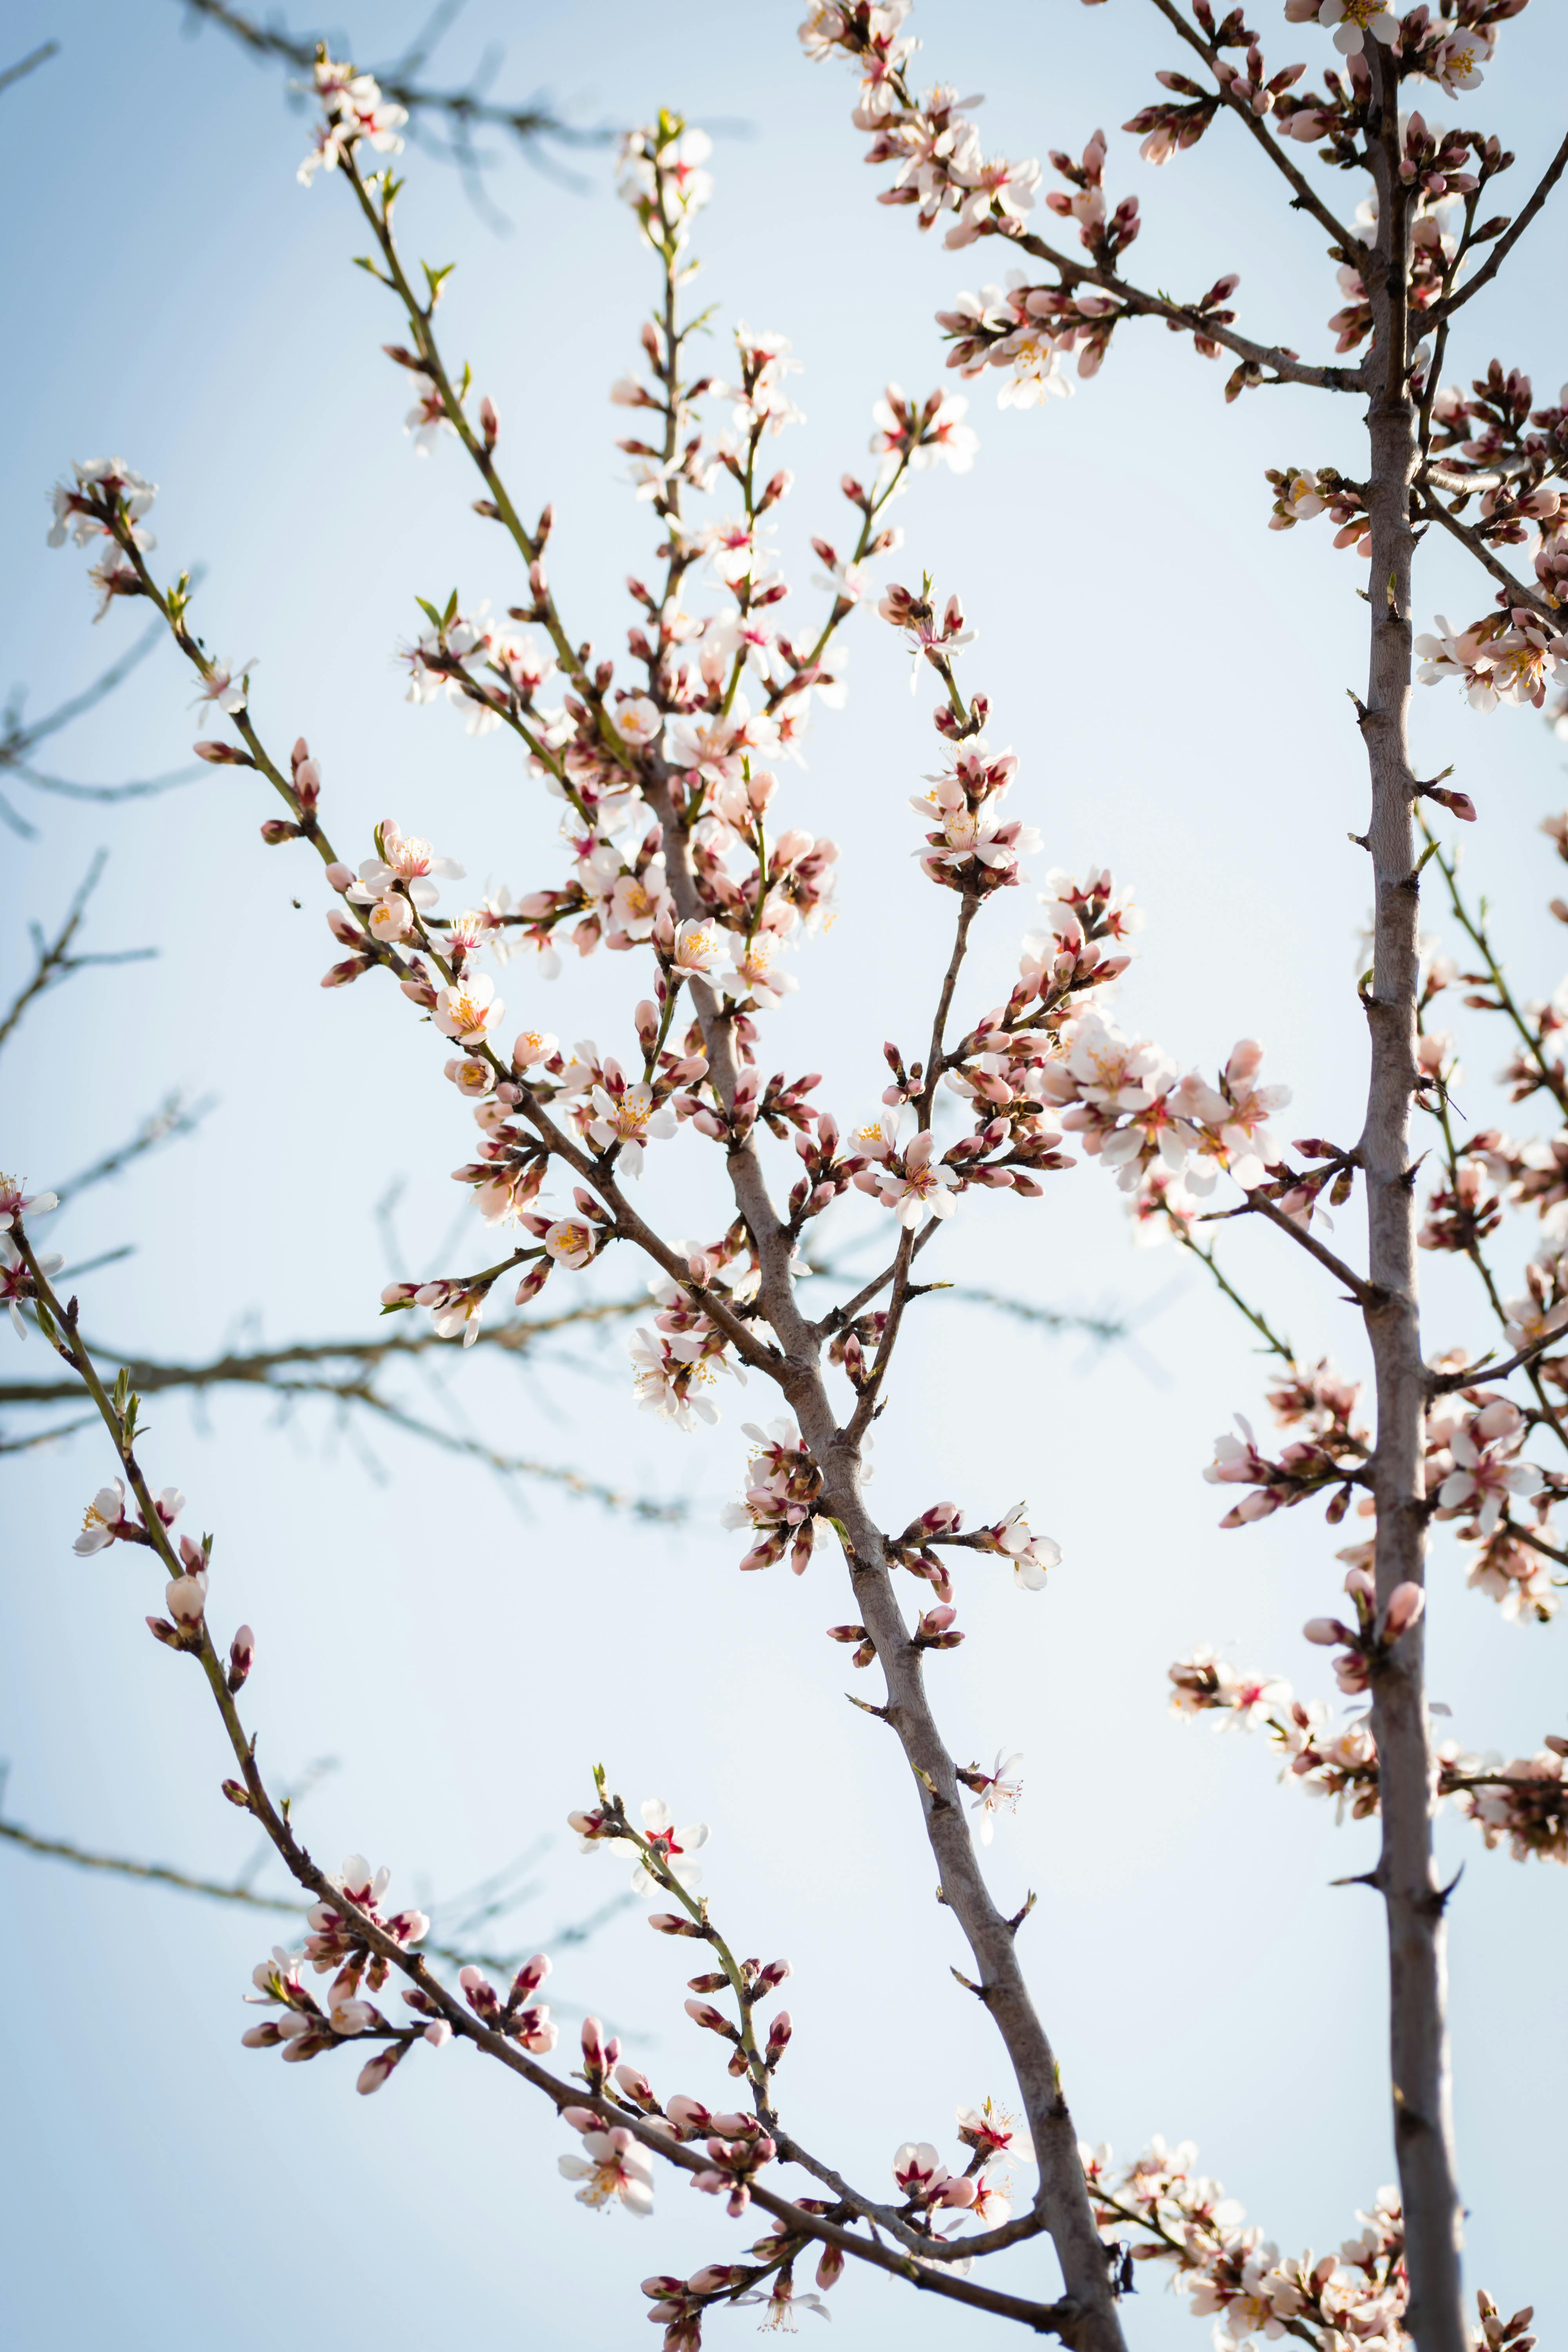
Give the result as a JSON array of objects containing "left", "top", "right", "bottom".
[{"left": 3, "top": 4, "right": 1566, "bottom": 2347}]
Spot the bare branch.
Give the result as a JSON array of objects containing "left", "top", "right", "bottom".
[
  {"left": 174, "top": 0, "right": 615, "bottom": 161},
  {"left": 0, "top": 41, "right": 58, "bottom": 98},
  {"left": 0, "top": 857, "right": 155, "bottom": 1056}
]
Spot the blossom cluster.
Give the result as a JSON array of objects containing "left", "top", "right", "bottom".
[
  {"left": 1200, "top": 1339, "right": 1563, "bottom": 1625},
  {"left": 1081, "top": 2135, "right": 1413, "bottom": 2350},
  {"left": 241, "top": 1854, "right": 438, "bottom": 2095},
  {"left": 1171, "top": 1642, "right": 1568, "bottom": 1863}
]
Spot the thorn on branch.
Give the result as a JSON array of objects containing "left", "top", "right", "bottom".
[
  {"left": 1329, "top": 1868, "right": 1383, "bottom": 1891},
  {"left": 1007, "top": 1890, "right": 1037, "bottom": 1936},
  {"left": 1431, "top": 1864, "right": 1465, "bottom": 1916}
]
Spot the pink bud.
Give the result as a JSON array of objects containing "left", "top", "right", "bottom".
[
  {"left": 459, "top": 1965, "right": 501, "bottom": 2018},
  {"left": 1383, "top": 1583, "right": 1426, "bottom": 1638},
  {"left": 816, "top": 2244, "right": 845, "bottom": 2291},
  {"left": 510, "top": 1953, "right": 550, "bottom": 2002},
  {"left": 1303, "top": 1616, "right": 1353, "bottom": 1646},
  {"left": 324, "top": 861, "right": 354, "bottom": 893},
  {"left": 479, "top": 394, "right": 499, "bottom": 447}
]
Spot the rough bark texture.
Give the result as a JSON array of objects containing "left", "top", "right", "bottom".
[
  {"left": 651, "top": 786, "right": 1128, "bottom": 2350},
  {"left": 1359, "top": 57, "right": 1466, "bottom": 2351}
]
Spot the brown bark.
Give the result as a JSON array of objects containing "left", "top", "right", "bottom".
[{"left": 1357, "top": 53, "right": 1466, "bottom": 2350}]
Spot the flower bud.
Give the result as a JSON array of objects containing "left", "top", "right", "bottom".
[
  {"left": 684, "top": 1999, "right": 733, "bottom": 2036},
  {"left": 1382, "top": 1582, "right": 1426, "bottom": 1639},
  {"left": 192, "top": 739, "right": 255, "bottom": 766},
  {"left": 166, "top": 1572, "right": 207, "bottom": 1626},
  {"left": 260, "top": 818, "right": 303, "bottom": 846},
  {"left": 356, "top": 2048, "right": 402, "bottom": 2096},
  {"left": 1303, "top": 1616, "right": 1353, "bottom": 1646},
  {"left": 479, "top": 394, "right": 499, "bottom": 447},
  {"left": 510, "top": 1953, "right": 551, "bottom": 2004},
  {"left": 459, "top": 1965, "right": 502, "bottom": 2020},
  {"left": 221, "top": 1778, "right": 252, "bottom": 1809}
]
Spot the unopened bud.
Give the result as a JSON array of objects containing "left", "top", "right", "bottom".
[
  {"left": 1382, "top": 1582, "right": 1426, "bottom": 1639},
  {"left": 459, "top": 1965, "right": 502, "bottom": 2020},
  {"left": 220, "top": 1778, "right": 252, "bottom": 1809},
  {"left": 192, "top": 739, "right": 255, "bottom": 766},
  {"left": 479, "top": 394, "right": 499, "bottom": 447},
  {"left": 166, "top": 1572, "right": 207, "bottom": 1626},
  {"left": 228, "top": 1624, "right": 255, "bottom": 1693}
]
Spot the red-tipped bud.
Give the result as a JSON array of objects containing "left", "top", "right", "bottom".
[
  {"left": 227, "top": 1624, "right": 255, "bottom": 1693},
  {"left": 459, "top": 1966, "right": 502, "bottom": 2020},
  {"left": 510, "top": 1953, "right": 550, "bottom": 2004}
]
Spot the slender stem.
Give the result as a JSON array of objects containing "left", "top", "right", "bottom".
[
  {"left": 1423, "top": 1082, "right": 1568, "bottom": 1455},
  {"left": 1432, "top": 128, "right": 1568, "bottom": 319},
  {"left": 1175, "top": 1229, "right": 1297, "bottom": 1366},
  {"left": 1418, "top": 822, "right": 1568, "bottom": 1118},
  {"left": 1141, "top": 0, "right": 1361, "bottom": 257},
  {"left": 1413, "top": 488, "right": 1554, "bottom": 621},
  {"left": 1230, "top": 1191, "right": 1383, "bottom": 1309}
]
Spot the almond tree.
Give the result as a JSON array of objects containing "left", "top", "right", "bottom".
[{"left": 9, "top": 13, "right": 1566, "bottom": 2347}]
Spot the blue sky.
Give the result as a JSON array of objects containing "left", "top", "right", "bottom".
[{"left": 3, "top": 4, "right": 1566, "bottom": 2346}]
